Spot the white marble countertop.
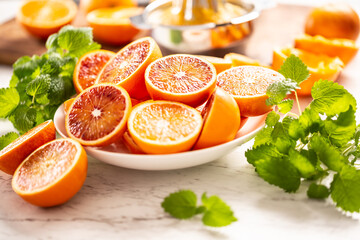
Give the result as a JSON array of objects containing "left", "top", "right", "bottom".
[{"left": 1, "top": 1, "right": 360, "bottom": 239}]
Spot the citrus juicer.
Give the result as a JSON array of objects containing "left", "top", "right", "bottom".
[{"left": 131, "top": 0, "right": 260, "bottom": 54}]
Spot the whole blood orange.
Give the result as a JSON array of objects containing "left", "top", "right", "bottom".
[
  {"left": 65, "top": 84, "right": 132, "bottom": 147},
  {"left": 145, "top": 54, "right": 217, "bottom": 107},
  {"left": 272, "top": 47, "right": 344, "bottom": 96},
  {"left": 305, "top": 3, "right": 360, "bottom": 41},
  {"left": 193, "top": 88, "right": 241, "bottom": 150},
  {"left": 73, "top": 50, "right": 115, "bottom": 93},
  {"left": 12, "top": 138, "right": 87, "bottom": 207},
  {"left": 127, "top": 101, "right": 203, "bottom": 154},
  {"left": 96, "top": 37, "right": 162, "bottom": 99},
  {"left": 217, "top": 66, "right": 284, "bottom": 117},
  {"left": 0, "top": 120, "right": 56, "bottom": 175}
]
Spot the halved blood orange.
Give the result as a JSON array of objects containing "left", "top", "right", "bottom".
[
  {"left": 0, "top": 120, "right": 56, "bottom": 175},
  {"left": 294, "top": 34, "right": 359, "bottom": 65},
  {"left": 193, "top": 88, "right": 241, "bottom": 150},
  {"left": 12, "top": 138, "right": 87, "bottom": 207},
  {"left": 272, "top": 47, "right": 344, "bottom": 96},
  {"left": 73, "top": 49, "right": 115, "bottom": 93},
  {"left": 197, "top": 55, "right": 232, "bottom": 74},
  {"left": 145, "top": 54, "right": 217, "bottom": 107},
  {"left": 217, "top": 66, "right": 284, "bottom": 117},
  {"left": 65, "top": 84, "right": 132, "bottom": 147},
  {"left": 127, "top": 100, "right": 203, "bottom": 154},
  {"left": 96, "top": 37, "right": 162, "bottom": 99}
]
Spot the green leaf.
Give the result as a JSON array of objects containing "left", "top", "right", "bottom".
[
  {"left": 254, "top": 157, "right": 301, "bottom": 192},
  {"left": 161, "top": 190, "right": 198, "bottom": 219},
  {"left": 13, "top": 56, "right": 39, "bottom": 79},
  {"left": 10, "top": 105, "right": 36, "bottom": 134},
  {"left": 0, "top": 88, "right": 20, "bottom": 118},
  {"left": 26, "top": 74, "right": 51, "bottom": 97},
  {"left": 245, "top": 144, "right": 283, "bottom": 166},
  {"left": 288, "top": 119, "right": 306, "bottom": 140},
  {"left": 201, "top": 193, "right": 237, "bottom": 227},
  {"left": 278, "top": 54, "right": 309, "bottom": 84},
  {"left": 310, "top": 135, "right": 347, "bottom": 172},
  {"left": 253, "top": 127, "right": 273, "bottom": 147},
  {"left": 307, "top": 183, "right": 330, "bottom": 199},
  {"left": 0, "top": 132, "right": 19, "bottom": 150},
  {"left": 310, "top": 80, "right": 357, "bottom": 116},
  {"left": 265, "top": 111, "right": 280, "bottom": 127},
  {"left": 288, "top": 149, "right": 316, "bottom": 178},
  {"left": 298, "top": 108, "right": 322, "bottom": 134},
  {"left": 278, "top": 99, "right": 294, "bottom": 114},
  {"left": 331, "top": 166, "right": 360, "bottom": 212},
  {"left": 266, "top": 78, "right": 299, "bottom": 106},
  {"left": 45, "top": 33, "right": 60, "bottom": 52},
  {"left": 324, "top": 106, "right": 356, "bottom": 148},
  {"left": 272, "top": 122, "right": 295, "bottom": 154}
]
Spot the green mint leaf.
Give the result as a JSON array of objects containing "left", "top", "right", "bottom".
[
  {"left": 10, "top": 105, "right": 36, "bottom": 134},
  {"left": 310, "top": 135, "right": 347, "bottom": 172},
  {"left": 245, "top": 144, "right": 283, "bottom": 166},
  {"left": 45, "top": 33, "right": 60, "bottom": 52},
  {"left": 324, "top": 106, "right": 356, "bottom": 148},
  {"left": 201, "top": 193, "right": 237, "bottom": 227},
  {"left": 161, "top": 190, "right": 198, "bottom": 219},
  {"left": 266, "top": 78, "right": 298, "bottom": 106},
  {"left": 254, "top": 157, "right": 301, "bottom": 192},
  {"left": 307, "top": 183, "right": 330, "bottom": 199},
  {"left": 298, "top": 108, "right": 322, "bottom": 134},
  {"left": 331, "top": 166, "right": 360, "bottom": 212},
  {"left": 272, "top": 122, "right": 295, "bottom": 154},
  {"left": 0, "top": 88, "right": 20, "bottom": 118},
  {"left": 288, "top": 149, "right": 316, "bottom": 178},
  {"left": 26, "top": 74, "right": 51, "bottom": 97},
  {"left": 265, "top": 111, "right": 280, "bottom": 127},
  {"left": 0, "top": 132, "right": 19, "bottom": 150},
  {"left": 40, "top": 54, "right": 63, "bottom": 76},
  {"left": 310, "top": 80, "right": 357, "bottom": 116},
  {"left": 278, "top": 54, "right": 309, "bottom": 84},
  {"left": 13, "top": 56, "right": 39, "bottom": 79},
  {"left": 15, "top": 76, "right": 33, "bottom": 105},
  {"left": 278, "top": 99, "right": 294, "bottom": 114},
  {"left": 253, "top": 127, "right": 273, "bottom": 147},
  {"left": 288, "top": 119, "right": 306, "bottom": 140}
]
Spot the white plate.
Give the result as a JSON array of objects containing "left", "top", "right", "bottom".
[{"left": 54, "top": 105, "right": 266, "bottom": 170}]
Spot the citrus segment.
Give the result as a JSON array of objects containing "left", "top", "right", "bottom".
[
  {"left": 16, "top": 0, "right": 77, "bottom": 39},
  {"left": 12, "top": 138, "right": 87, "bottom": 207},
  {"left": 197, "top": 55, "right": 232, "bottom": 74},
  {"left": 63, "top": 98, "right": 75, "bottom": 114},
  {"left": 0, "top": 120, "right": 56, "bottom": 175},
  {"left": 96, "top": 37, "right": 162, "bottom": 99},
  {"left": 217, "top": 66, "right": 284, "bottom": 117},
  {"left": 73, "top": 50, "right": 115, "bottom": 93},
  {"left": 194, "top": 88, "right": 241, "bottom": 150},
  {"left": 294, "top": 34, "right": 359, "bottom": 65},
  {"left": 127, "top": 101, "right": 203, "bottom": 154},
  {"left": 87, "top": 7, "right": 143, "bottom": 45},
  {"left": 65, "top": 84, "right": 132, "bottom": 147},
  {"left": 145, "top": 54, "right": 217, "bottom": 107},
  {"left": 224, "top": 53, "right": 267, "bottom": 67},
  {"left": 272, "top": 47, "right": 344, "bottom": 96}
]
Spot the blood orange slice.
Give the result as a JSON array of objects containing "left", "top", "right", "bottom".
[
  {"left": 65, "top": 84, "right": 132, "bottom": 147},
  {"left": 96, "top": 37, "right": 162, "bottom": 99},
  {"left": 12, "top": 138, "right": 87, "bottom": 207},
  {"left": 193, "top": 88, "right": 241, "bottom": 150},
  {"left": 127, "top": 100, "right": 203, "bottom": 154},
  {"left": 73, "top": 49, "right": 115, "bottom": 93},
  {"left": 217, "top": 66, "right": 285, "bottom": 117},
  {"left": 145, "top": 54, "right": 217, "bottom": 107},
  {"left": 0, "top": 120, "right": 56, "bottom": 175}
]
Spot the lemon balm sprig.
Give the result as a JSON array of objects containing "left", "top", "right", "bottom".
[{"left": 246, "top": 55, "right": 360, "bottom": 213}]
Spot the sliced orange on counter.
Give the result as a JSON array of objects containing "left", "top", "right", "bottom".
[
  {"left": 73, "top": 50, "right": 115, "bottom": 93},
  {"left": 86, "top": 7, "right": 143, "bottom": 45},
  {"left": 272, "top": 47, "right": 344, "bottom": 96},
  {"left": 294, "top": 34, "right": 359, "bottom": 65},
  {"left": 224, "top": 53, "right": 267, "bottom": 67},
  {"left": 197, "top": 55, "right": 232, "bottom": 74},
  {"left": 12, "top": 138, "right": 87, "bottom": 207},
  {"left": 145, "top": 54, "right": 217, "bottom": 107},
  {"left": 193, "top": 88, "right": 241, "bottom": 150},
  {"left": 127, "top": 101, "right": 203, "bottom": 154},
  {"left": 217, "top": 66, "right": 284, "bottom": 117},
  {"left": 17, "top": 0, "right": 77, "bottom": 39},
  {"left": 65, "top": 84, "right": 132, "bottom": 147},
  {"left": 96, "top": 37, "right": 162, "bottom": 99},
  {"left": 0, "top": 120, "right": 56, "bottom": 175}
]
